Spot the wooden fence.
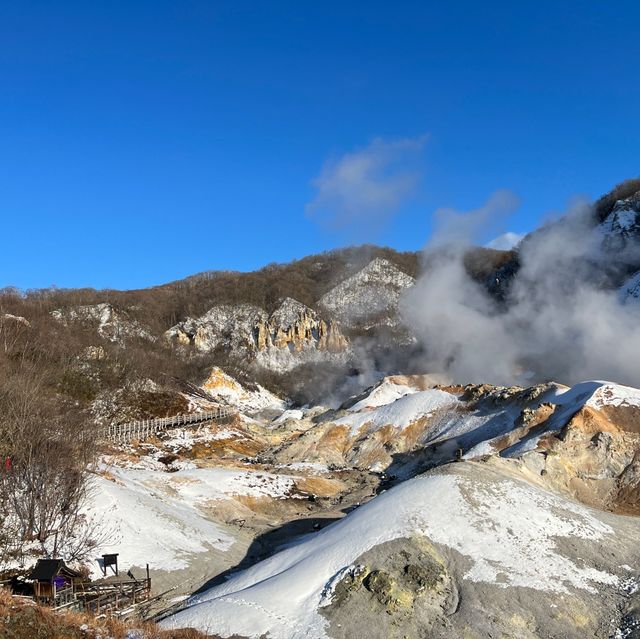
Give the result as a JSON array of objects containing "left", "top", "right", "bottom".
[
  {"left": 102, "top": 407, "right": 234, "bottom": 445},
  {"left": 52, "top": 578, "right": 152, "bottom": 617}
]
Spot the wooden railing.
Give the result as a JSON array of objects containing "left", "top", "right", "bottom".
[
  {"left": 78, "top": 579, "right": 151, "bottom": 616},
  {"left": 51, "top": 579, "right": 152, "bottom": 617},
  {"left": 102, "top": 407, "right": 234, "bottom": 444}
]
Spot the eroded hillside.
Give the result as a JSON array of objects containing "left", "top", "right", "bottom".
[{"left": 63, "top": 370, "right": 640, "bottom": 638}]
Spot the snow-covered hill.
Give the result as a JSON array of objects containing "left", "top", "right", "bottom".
[
  {"left": 74, "top": 373, "right": 640, "bottom": 638},
  {"left": 162, "top": 461, "right": 639, "bottom": 639}
]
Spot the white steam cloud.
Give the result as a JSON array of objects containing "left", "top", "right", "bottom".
[
  {"left": 402, "top": 194, "right": 640, "bottom": 387},
  {"left": 306, "top": 135, "right": 427, "bottom": 235},
  {"left": 430, "top": 189, "right": 520, "bottom": 247}
]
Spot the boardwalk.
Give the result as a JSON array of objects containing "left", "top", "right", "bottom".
[{"left": 102, "top": 407, "right": 234, "bottom": 444}]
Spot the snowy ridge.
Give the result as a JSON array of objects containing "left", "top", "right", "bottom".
[{"left": 336, "top": 388, "right": 459, "bottom": 435}]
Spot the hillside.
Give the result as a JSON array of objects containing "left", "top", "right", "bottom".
[
  {"left": 3, "top": 178, "right": 640, "bottom": 639},
  {"left": 0, "top": 245, "right": 424, "bottom": 423}
]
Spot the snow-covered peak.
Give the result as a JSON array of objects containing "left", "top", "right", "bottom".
[
  {"left": 585, "top": 381, "right": 640, "bottom": 409},
  {"left": 349, "top": 257, "right": 414, "bottom": 286},
  {"left": 318, "top": 258, "right": 415, "bottom": 324},
  {"left": 599, "top": 199, "right": 640, "bottom": 235},
  {"left": 485, "top": 232, "right": 524, "bottom": 251}
]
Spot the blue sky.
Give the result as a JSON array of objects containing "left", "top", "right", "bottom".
[{"left": 1, "top": 1, "right": 639, "bottom": 290}]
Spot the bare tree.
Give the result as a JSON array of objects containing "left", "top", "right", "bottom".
[{"left": 0, "top": 355, "right": 98, "bottom": 565}]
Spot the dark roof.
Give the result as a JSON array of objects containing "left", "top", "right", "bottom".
[{"left": 28, "top": 559, "right": 82, "bottom": 581}]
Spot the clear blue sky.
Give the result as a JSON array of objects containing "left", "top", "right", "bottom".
[{"left": 1, "top": 1, "right": 639, "bottom": 290}]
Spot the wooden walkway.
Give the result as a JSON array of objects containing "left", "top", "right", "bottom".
[{"left": 102, "top": 407, "right": 234, "bottom": 444}]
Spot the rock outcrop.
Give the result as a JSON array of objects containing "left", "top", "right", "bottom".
[
  {"left": 255, "top": 298, "right": 347, "bottom": 354},
  {"left": 318, "top": 258, "right": 415, "bottom": 328},
  {"left": 165, "top": 304, "right": 267, "bottom": 354},
  {"left": 165, "top": 298, "right": 349, "bottom": 371},
  {"left": 51, "top": 303, "right": 154, "bottom": 343},
  {"left": 200, "top": 366, "right": 285, "bottom": 413}
]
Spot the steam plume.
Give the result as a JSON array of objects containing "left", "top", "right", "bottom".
[{"left": 401, "top": 194, "right": 640, "bottom": 387}]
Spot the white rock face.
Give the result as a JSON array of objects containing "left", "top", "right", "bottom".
[
  {"left": 165, "top": 304, "right": 267, "bottom": 354},
  {"left": 51, "top": 303, "right": 153, "bottom": 343},
  {"left": 0, "top": 313, "right": 30, "bottom": 327},
  {"left": 165, "top": 298, "right": 349, "bottom": 371},
  {"left": 600, "top": 197, "right": 640, "bottom": 240},
  {"left": 598, "top": 193, "right": 640, "bottom": 302},
  {"left": 318, "top": 258, "right": 415, "bottom": 326}
]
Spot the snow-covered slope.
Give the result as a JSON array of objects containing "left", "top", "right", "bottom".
[
  {"left": 619, "top": 269, "right": 640, "bottom": 303},
  {"left": 79, "top": 374, "right": 640, "bottom": 638},
  {"left": 335, "top": 387, "right": 459, "bottom": 434},
  {"left": 86, "top": 458, "right": 309, "bottom": 580},
  {"left": 162, "top": 462, "right": 638, "bottom": 639},
  {"left": 87, "top": 468, "right": 236, "bottom": 577}
]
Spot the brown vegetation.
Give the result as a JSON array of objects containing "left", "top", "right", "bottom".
[
  {"left": 594, "top": 177, "right": 640, "bottom": 223},
  {"left": 0, "top": 310, "right": 99, "bottom": 567},
  {"left": 462, "top": 247, "right": 519, "bottom": 283},
  {"left": 0, "top": 587, "right": 216, "bottom": 639}
]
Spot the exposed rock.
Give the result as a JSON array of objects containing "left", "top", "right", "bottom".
[
  {"left": 165, "top": 298, "right": 349, "bottom": 372},
  {"left": 599, "top": 192, "right": 640, "bottom": 254},
  {"left": 254, "top": 298, "right": 348, "bottom": 355},
  {"left": 321, "top": 538, "right": 453, "bottom": 638},
  {"left": 620, "top": 269, "right": 640, "bottom": 303},
  {"left": 318, "top": 258, "right": 415, "bottom": 327},
  {"left": 82, "top": 345, "right": 106, "bottom": 361},
  {"left": 51, "top": 303, "right": 154, "bottom": 343},
  {"left": 0, "top": 313, "right": 30, "bottom": 327},
  {"left": 165, "top": 304, "right": 267, "bottom": 355},
  {"left": 200, "top": 366, "right": 285, "bottom": 413}
]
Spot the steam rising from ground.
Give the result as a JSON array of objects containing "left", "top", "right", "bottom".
[{"left": 402, "top": 194, "right": 640, "bottom": 387}]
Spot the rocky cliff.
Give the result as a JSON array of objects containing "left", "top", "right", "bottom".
[
  {"left": 255, "top": 298, "right": 348, "bottom": 354},
  {"left": 165, "top": 297, "right": 349, "bottom": 372}
]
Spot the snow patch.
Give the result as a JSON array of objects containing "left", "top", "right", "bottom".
[{"left": 336, "top": 388, "right": 459, "bottom": 434}]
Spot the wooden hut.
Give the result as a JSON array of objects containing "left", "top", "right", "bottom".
[{"left": 28, "top": 559, "right": 84, "bottom": 606}]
